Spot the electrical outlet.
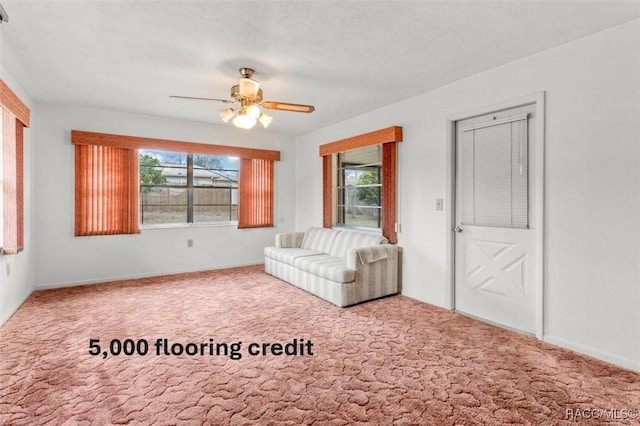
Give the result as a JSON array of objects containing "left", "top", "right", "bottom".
[
  {"left": 187, "top": 239, "right": 194, "bottom": 248},
  {"left": 6, "top": 262, "right": 10, "bottom": 277}
]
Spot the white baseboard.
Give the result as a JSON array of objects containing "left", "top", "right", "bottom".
[
  {"left": 543, "top": 334, "right": 639, "bottom": 373},
  {"left": 34, "top": 261, "right": 264, "bottom": 290},
  {"left": 0, "top": 288, "right": 33, "bottom": 327},
  {"left": 400, "top": 291, "right": 448, "bottom": 310}
]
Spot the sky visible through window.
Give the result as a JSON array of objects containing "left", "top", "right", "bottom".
[{"left": 139, "top": 150, "right": 239, "bottom": 170}]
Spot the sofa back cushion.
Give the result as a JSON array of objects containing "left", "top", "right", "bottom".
[
  {"left": 328, "top": 230, "right": 388, "bottom": 258},
  {"left": 300, "top": 227, "right": 339, "bottom": 253}
]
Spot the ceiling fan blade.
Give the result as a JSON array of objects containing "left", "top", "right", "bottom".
[
  {"left": 170, "top": 95, "right": 235, "bottom": 103},
  {"left": 262, "top": 101, "right": 315, "bottom": 113}
]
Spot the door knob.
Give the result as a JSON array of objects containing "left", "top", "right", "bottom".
[{"left": 454, "top": 224, "right": 463, "bottom": 233}]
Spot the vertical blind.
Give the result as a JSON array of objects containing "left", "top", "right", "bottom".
[
  {"left": 238, "top": 158, "right": 274, "bottom": 228},
  {"left": 75, "top": 144, "right": 140, "bottom": 236},
  {"left": 381, "top": 142, "right": 398, "bottom": 243},
  {"left": 460, "top": 114, "right": 529, "bottom": 228},
  {"left": 0, "top": 80, "right": 30, "bottom": 255},
  {"left": 322, "top": 155, "right": 332, "bottom": 229},
  {"left": 2, "top": 109, "right": 24, "bottom": 254}
]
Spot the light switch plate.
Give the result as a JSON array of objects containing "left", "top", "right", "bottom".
[{"left": 436, "top": 199, "right": 444, "bottom": 210}]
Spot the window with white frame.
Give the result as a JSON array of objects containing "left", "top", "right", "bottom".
[{"left": 336, "top": 145, "right": 382, "bottom": 230}]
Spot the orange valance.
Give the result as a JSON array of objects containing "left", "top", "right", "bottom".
[
  {"left": 0, "top": 79, "right": 30, "bottom": 127},
  {"left": 319, "top": 126, "right": 402, "bottom": 156},
  {"left": 72, "top": 130, "right": 280, "bottom": 161}
]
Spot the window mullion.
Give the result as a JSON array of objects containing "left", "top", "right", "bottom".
[{"left": 187, "top": 154, "right": 194, "bottom": 223}]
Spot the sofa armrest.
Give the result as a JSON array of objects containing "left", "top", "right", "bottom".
[
  {"left": 346, "top": 245, "right": 396, "bottom": 269},
  {"left": 346, "top": 244, "right": 399, "bottom": 303},
  {"left": 275, "top": 232, "right": 305, "bottom": 248}
]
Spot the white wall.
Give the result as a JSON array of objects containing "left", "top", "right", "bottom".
[
  {"left": 0, "top": 61, "right": 35, "bottom": 325},
  {"left": 33, "top": 105, "right": 296, "bottom": 288},
  {"left": 295, "top": 20, "right": 640, "bottom": 371}
]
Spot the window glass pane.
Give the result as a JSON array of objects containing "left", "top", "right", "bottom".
[
  {"left": 193, "top": 187, "right": 233, "bottom": 204},
  {"left": 340, "top": 204, "right": 381, "bottom": 228},
  {"left": 193, "top": 156, "right": 238, "bottom": 188},
  {"left": 139, "top": 150, "right": 239, "bottom": 225},
  {"left": 338, "top": 186, "right": 381, "bottom": 228},
  {"left": 193, "top": 154, "right": 229, "bottom": 169},
  {"left": 141, "top": 186, "right": 187, "bottom": 206},
  {"left": 141, "top": 205, "right": 187, "bottom": 225},
  {"left": 474, "top": 124, "right": 513, "bottom": 226},
  {"left": 338, "top": 186, "right": 382, "bottom": 209},
  {"left": 140, "top": 186, "right": 187, "bottom": 225},
  {"left": 352, "top": 169, "right": 380, "bottom": 185},
  {"left": 460, "top": 117, "right": 528, "bottom": 228},
  {"left": 336, "top": 144, "right": 382, "bottom": 229},
  {"left": 140, "top": 150, "right": 187, "bottom": 187},
  {"left": 194, "top": 205, "right": 237, "bottom": 223}
]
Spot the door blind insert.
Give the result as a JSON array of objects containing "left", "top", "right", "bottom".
[{"left": 459, "top": 114, "right": 529, "bottom": 228}]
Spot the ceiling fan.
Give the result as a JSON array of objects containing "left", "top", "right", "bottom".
[{"left": 170, "top": 68, "right": 315, "bottom": 129}]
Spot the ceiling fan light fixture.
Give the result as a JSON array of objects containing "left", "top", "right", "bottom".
[
  {"left": 258, "top": 113, "right": 273, "bottom": 129},
  {"left": 232, "top": 111, "right": 257, "bottom": 129},
  {"left": 171, "top": 67, "right": 315, "bottom": 130},
  {"left": 219, "top": 108, "right": 235, "bottom": 123},
  {"left": 245, "top": 104, "right": 261, "bottom": 119},
  {"left": 239, "top": 77, "right": 260, "bottom": 98}
]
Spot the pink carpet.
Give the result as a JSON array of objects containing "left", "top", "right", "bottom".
[{"left": 1, "top": 265, "right": 638, "bottom": 425}]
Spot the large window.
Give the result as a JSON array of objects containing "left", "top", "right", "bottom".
[
  {"left": 139, "top": 150, "right": 239, "bottom": 225},
  {"left": 72, "top": 130, "right": 279, "bottom": 236},
  {"left": 336, "top": 145, "right": 381, "bottom": 229}
]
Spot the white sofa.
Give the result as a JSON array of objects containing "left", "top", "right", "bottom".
[{"left": 264, "top": 227, "right": 398, "bottom": 307}]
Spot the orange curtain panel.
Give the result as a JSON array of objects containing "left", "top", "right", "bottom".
[
  {"left": 381, "top": 142, "right": 397, "bottom": 244},
  {"left": 75, "top": 144, "right": 140, "bottom": 236},
  {"left": 0, "top": 80, "right": 30, "bottom": 255},
  {"left": 2, "top": 110, "right": 24, "bottom": 254},
  {"left": 238, "top": 158, "right": 274, "bottom": 229},
  {"left": 322, "top": 155, "right": 332, "bottom": 229}
]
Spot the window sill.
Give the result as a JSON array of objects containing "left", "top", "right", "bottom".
[
  {"left": 140, "top": 222, "right": 238, "bottom": 231},
  {"left": 333, "top": 224, "right": 382, "bottom": 235}
]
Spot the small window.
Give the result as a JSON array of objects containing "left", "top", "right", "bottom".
[
  {"left": 320, "top": 126, "right": 401, "bottom": 243},
  {"left": 139, "top": 150, "right": 239, "bottom": 225},
  {"left": 460, "top": 115, "right": 529, "bottom": 228},
  {"left": 336, "top": 145, "right": 382, "bottom": 230}
]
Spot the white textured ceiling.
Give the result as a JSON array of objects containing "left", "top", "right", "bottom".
[{"left": 0, "top": 1, "right": 638, "bottom": 135}]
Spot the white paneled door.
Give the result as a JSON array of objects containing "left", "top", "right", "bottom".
[{"left": 454, "top": 104, "right": 537, "bottom": 334}]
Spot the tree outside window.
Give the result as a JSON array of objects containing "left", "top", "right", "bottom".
[{"left": 337, "top": 145, "right": 382, "bottom": 229}]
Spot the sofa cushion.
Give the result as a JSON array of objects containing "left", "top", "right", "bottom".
[
  {"left": 327, "top": 230, "right": 388, "bottom": 258},
  {"left": 294, "top": 254, "right": 355, "bottom": 283},
  {"left": 300, "top": 227, "right": 339, "bottom": 253},
  {"left": 264, "top": 247, "right": 323, "bottom": 267}
]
